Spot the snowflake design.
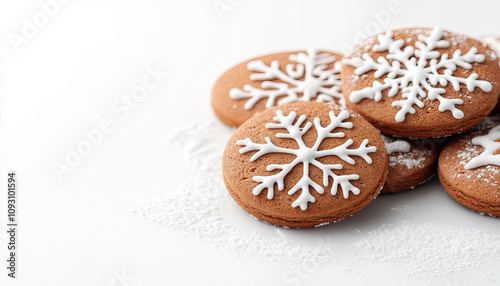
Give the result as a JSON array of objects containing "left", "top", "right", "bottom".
[
  {"left": 344, "top": 27, "right": 493, "bottom": 122},
  {"left": 381, "top": 134, "right": 410, "bottom": 155},
  {"left": 230, "top": 48, "right": 344, "bottom": 110},
  {"left": 236, "top": 109, "right": 376, "bottom": 210},
  {"left": 465, "top": 125, "right": 500, "bottom": 169}
]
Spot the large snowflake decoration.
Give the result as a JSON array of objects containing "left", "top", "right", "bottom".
[
  {"left": 344, "top": 27, "right": 493, "bottom": 122},
  {"left": 465, "top": 125, "right": 500, "bottom": 169},
  {"left": 236, "top": 109, "right": 376, "bottom": 210},
  {"left": 230, "top": 48, "right": 345, "bottom": 110}
]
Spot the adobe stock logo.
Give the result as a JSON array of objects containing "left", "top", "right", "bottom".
[
  {"left": 51, "top": 64, "right": 169, "bottom": 183},
  {"left": 336, "top": 0, "right": 403, "bottom": 53},
  {"left": 107, "top": 268, "right": 134, "bottom": 286},
  {"left": 212, "top": 0, "right": 243, "bottom": 20},
  {"left": 7, "top": 0, "right": 70, "bottom": 54}
]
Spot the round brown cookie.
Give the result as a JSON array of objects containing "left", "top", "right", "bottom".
[
  {"left": 212, "top": 48, "right": 344, "bottom": 127},
  {"left": 478, "top": 35, "right": 500, "bottom": 114},
  {"left": 381, "top": 135, "right": 441, "bottom": 194},
  {"left": 222, "top": 102, "right": 388, "bottom": 228},
  {"left": 438, "top": 123, "right": 500, "bottom": 216},
  {"left": 341, "top": 27, "right": 500, "bottom": 138}
]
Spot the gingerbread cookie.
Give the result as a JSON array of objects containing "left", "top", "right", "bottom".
[
  {"left": 438, "top": 123, "right": 500, "bottom": 216},
  {"left": 381, "top": 135, "right": 440, "bottom": 194},
  {"left": 479, "top": 35, "right": 500, "bottom": 114},
  {"left": 222, "top": 102, "right": 388, "bottom": 227},
  {"left": 212, "top": 48, "right": 344, "bottom": 127},
  {"left": 341, "top": 27, "right": 500, "bottom": 138}
]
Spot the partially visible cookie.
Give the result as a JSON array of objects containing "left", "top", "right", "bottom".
[
  {"left": 381, "top": 135, "right": 441, "bottom": 194},
  {"left": 341, "top": 27, "right": 500, "bottom": 138},
  {"left": 222, "top": 102, "right": 388, "bottom": 227},
  {"left": 212, "top": 48, "right": 344, "bottom": 127},
  {"left": 479, "top": 35, "right": 500, "bottom": 113},
  {"left": 438, "top": 123, "right": 500, "bottom": 216}
]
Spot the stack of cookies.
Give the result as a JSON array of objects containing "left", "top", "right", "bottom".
[{"left": 211, "top": 27, "right": 500, "bottom": 228}]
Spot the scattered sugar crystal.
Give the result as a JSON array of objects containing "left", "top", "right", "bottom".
[{"left": 354, "top": 221, "right": 500, "bottom": 278}]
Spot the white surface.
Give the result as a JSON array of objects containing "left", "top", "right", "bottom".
[{"left": 1, "top": 0, "right": 499, "bottom": 285}]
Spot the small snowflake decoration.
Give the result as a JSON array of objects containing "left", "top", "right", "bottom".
[
  {"left": 236, "top": 109, "right": 376, "bottom": 210},
  {"left": 465, "top": 125, "right": 500, "bottom": 169},
  {"left": 230, "top": 48, "right": 345, "bottom": 110},
  {"left": 344, "top": 27, "right": 493, "bottom": 122},
  {"left": 381, "top": 134, "right": 410, "bottom": 155}
]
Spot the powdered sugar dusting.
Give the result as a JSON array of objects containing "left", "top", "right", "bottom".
[
  {"left": 133, "top": 122, "right": 338, "bottom": 264},
  {"left": 133, "top": 121, "right": 500, "bottom": 281},
  {"left": 383, "top": 135, "right": 433, "bottom": 169},
  {"left": 344, "top": 36, "right": 376, "bottom": 59},
  {"left": 354, "top": 221, "right": 500, "bottom": 278},
  {"left": 390, "top": 204, "right": 414, "bottom": 213},
  {"left": 448, "top": 33, "right": 469, "bottom": 50},
  {"left": 389, "top": 153, "right": 427, "bottom": 169},
  {"left": 478, "top": 35, "right": 500, "bottom": 62}
]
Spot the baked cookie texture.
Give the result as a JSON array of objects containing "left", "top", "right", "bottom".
[
  {"left": 438, "top": 122, "right": 500, "bottom": 216},
  {"left": 341, "top": 27, "right": 500, "bottom": 138},
  {"left": 381, "top": 135, "right": 441, "bottom": 194},
  {"left": 478, "top": 35, "right": 500, "bottom": 113},
  {"left": 222, "top": 102, "right": 388, "bottom": 228},
  {"left": 212, "top": 49, "right": 344, "bottom": 128}
]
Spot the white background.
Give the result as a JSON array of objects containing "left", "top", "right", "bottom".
[{"left": 1, "top": 0, "right": 500, "bottom": 285}]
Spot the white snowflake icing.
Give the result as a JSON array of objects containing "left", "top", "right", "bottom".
[
  {"left": 465, "top": 125, "right": 500, "bottom": 169},
  {"left": 230, "top": 48, "right": 345, "bottom": 110},
  {"left": 236, "top": 109, "right": 376, "bottom": 210},
  {"left": 344, "top": 27, "right": 493, "bottom": 122},
  {"left": 381, "top": 134, "right": 411, "bottom": 155}
]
